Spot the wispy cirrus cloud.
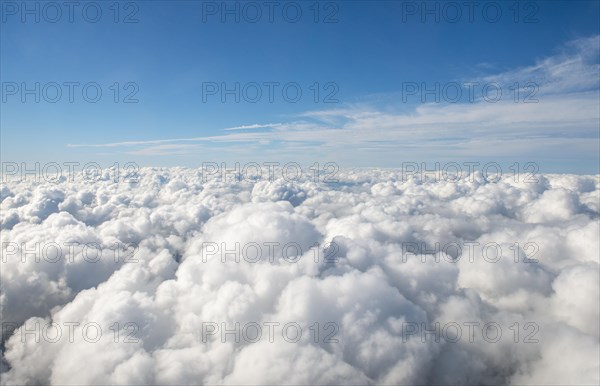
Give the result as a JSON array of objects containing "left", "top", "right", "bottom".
[
  {"left": 222, "top": 123, "right": 283, "bottom": 131},
  {"left": 67, "top": 36, "right": 599, "bottom": 164}
]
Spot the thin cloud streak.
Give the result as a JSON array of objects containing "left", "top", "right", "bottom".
[{"left": 65, "top": 36, "right": 600, "bottom": 162}]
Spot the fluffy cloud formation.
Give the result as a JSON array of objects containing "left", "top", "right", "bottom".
[{"left": 1, "top": 168, "right": 598, "bottom": 385}]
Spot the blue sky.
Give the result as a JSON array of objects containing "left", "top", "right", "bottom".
[{"left": 1, "top": 0, "right": 599, "bottom": 173}]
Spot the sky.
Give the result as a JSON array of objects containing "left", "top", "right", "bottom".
[{"left": 1, "top": 0, "right": 599, "bottom": 173}]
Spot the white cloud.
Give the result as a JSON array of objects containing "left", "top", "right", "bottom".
[
  {"left": 1, "top": 167, "right": 598, "bottom": 384},
  {"left": 63, "top": 36, "right": 600, "bottom": 166}
]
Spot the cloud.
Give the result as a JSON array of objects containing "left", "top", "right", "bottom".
[
  {"left": 63, "top": 36, "right": 600, "bottom": 166},
  {"left": 222, "top": 123, "right": 284, "bottom": 131},
  {"left": 1, "top": 167, "right": 598, "bottom": 385},
  {"left": 479, "top": 35, "right": 600, "bottom": 96}
]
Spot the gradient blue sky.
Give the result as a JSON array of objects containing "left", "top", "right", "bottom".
[{"left": 1, "top": 0, "right": 599, "bottom": 172}]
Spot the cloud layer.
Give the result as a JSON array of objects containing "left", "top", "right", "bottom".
[
  {"left": 65, "top": 36, "right": 600, "bottom": 169},
  {"left": 1, "top": 167, "right": 599, "bottom": 385}
]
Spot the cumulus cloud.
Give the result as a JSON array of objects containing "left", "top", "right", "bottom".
[{"left": 0, "top": 167, "right": 598, "bottom": 385}]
